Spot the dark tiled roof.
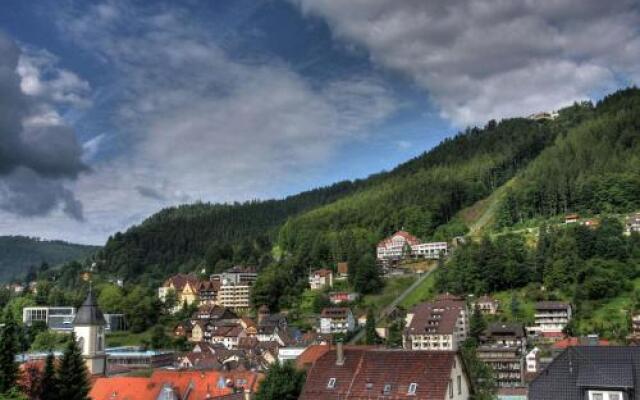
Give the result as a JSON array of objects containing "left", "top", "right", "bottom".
[
  {"left": 484, "top": 323, "right": 525, "bottom": 338},
  {"left": 407, "top": 299, "right": 465, "bottom": 335},
  {"left": 300, "top": 349, "right": 458, "bottom": 399},
  {"left": 529, "top": 346, "right": 640, "bottom": 400},
  {"left": 73, "top": 290, "right": 106, "bottom": 326},
  {"left": 535, "top": 301, "right": 571, "bottom": 311},
  {"left": 321, "top": 307, "right": 351, "bottom": 318}
]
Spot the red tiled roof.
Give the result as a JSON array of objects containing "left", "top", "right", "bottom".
[
  {"left": 296, "top": 345, "right": 331, "bottom": 369},
  {"left": 541, "top": 331, "right": 565, "bottom": 338},
  {"left": 321, "top": 307, "right": 351, "bottom": 318},
  {"left": 377, "top": 230, "right": 421, "bottom": 248},
  {"left": 299, "top": 349, "right": 458, "bottom": 399},
  {"left": 337, "top": 262, "right": 349, "bottom": 274},
  {"left": 313, "top": 269, "right": 333, "bottom": 277},
  {"left": 162, "top": 273, "right": 199, "bottom": 290},
  {"left": 552, "top": 337, "right": 610, "bottom": 349},
  {"left": 90, "top": 370, "right": 263, "bottom": 400}
]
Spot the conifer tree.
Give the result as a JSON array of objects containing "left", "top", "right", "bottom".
[
  {"left": 469, "top": 304, "right": 487, "bottom": 342},
  {"left": 364, "top": 309, "right": 379, "bottom": 345},
  {"left": 57, "top": 334, "right": 90, "bottom": 400},
  {"left": 0, "top": 310, "right": 19, "bottom": 394},
  {"left": 40, "top": 352, "right": 59, "bottom": 400}
]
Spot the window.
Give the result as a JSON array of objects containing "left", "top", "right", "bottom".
[
  {"left": 327, "top": 378, "right": 336, "bottom": 389},
  {"left": 457, "top": 375, "right": 461, "bottom": 394},
  {"left": 449, "top": 379, "right": 453, "bottom": 398},
  {"left": 592, "top": 394, "right": 603, "bottom": 400},
  {"left": 609, "top": 394, "right": 620, "bottom": 400},
  {"left": 383, "top": 384, "right": 391, "bottom": 395},
  {"left": 408, "top": 383, "right": 417, "bottom": 395}
]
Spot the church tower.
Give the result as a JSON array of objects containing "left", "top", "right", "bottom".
[{"left": 73, "top": 290, "right": 107, "bottom": 375}]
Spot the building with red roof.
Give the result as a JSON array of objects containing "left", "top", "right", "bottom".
[
  {"left": 90, "top": 369, "right": 263, "bottom": 400},
  {"left": 377, "top": 230, "right": 448, "bottom": 261},
  {"left": 404, "top": 295, "right": 469, "bottom": 351},
  {"left": 299, "top": 344, "right": 471, "bottom": 399}
]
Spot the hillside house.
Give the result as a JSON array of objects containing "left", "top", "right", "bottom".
[
  {"left": 527, "top": 301, "right": 572, "bottom": 340},
  {"left": 626, "top": 212, "right": 640, "bottom": 236},
  {"left": 158, "top": 273, "right": 200, "bottom": 312},
  {"left": 529, "top": 346, "right": 640, "bottom": 400},
  {"left": 329, "top": 292, "right": 359, "bottom": 304},
  {"left": 376, "top": 230, "right": 448, "bottom": 261},
  {"left": 477, "top": 323, "right": 526, "bottom": 387},
  {"left": 318, "top": 307, "right": 355, "bottom": 334},
  {"left": 299, "top": 344, "right": 471, "bottom": 400},
  {"left": 309, "top": 269, "right": 334, "bottom": 290},
  {"left": 565, "top": 213, "right": 580, "bottom": 224},
  {"left": 473, "top": 295, "right": 499, "bottom": 315},
  {"left": 404, "top": 294, "right": 469, "bottom": 351}
]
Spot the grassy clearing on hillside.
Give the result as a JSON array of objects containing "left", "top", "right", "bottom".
[
  {"left": 360, "top": 276, "right": 414, "bottom": 312},
  {"left": 399, "top": 271, "right": 438, "bottom": 309},
  {"left": 106, "top": 330, "right": 152, "bottom": 347}
]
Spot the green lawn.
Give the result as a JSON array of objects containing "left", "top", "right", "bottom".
[{"left": 106, "top": 330, "right": 152, "bottom": 347}]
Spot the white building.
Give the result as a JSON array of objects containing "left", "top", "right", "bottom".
[
  {"left": 218, "top": 284, "right": 251, "bottom": 309},
  {"left": 527, "top": 301, "right": 572, "bottom": 340},
  {"left": 625, "top": 213, "right": 640, "bottom": 236},
  {"left": 376, "top": 230, "right": 448, "bottom": 261},
  {"left": 318, "top": 307, "right": 355, "bottom": 334},
  {"left": 309, "top": 269, "right": 333, "bottom": 290},
  {"left": 23, "top": 306, "right": 76, "bottom": 332},
  {"left": 404, "top": 294, "right": 469, "bottom": 351},
  {"left": 526, "top": 347, "right": 540, "bottom": 373}
]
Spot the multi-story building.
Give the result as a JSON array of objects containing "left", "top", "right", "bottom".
[
  {"left": 309, "top": 269, "right": 334, "bottom": 290},
  {"left": 404, "top": 294, "right": 468, "bottom": 351},
  {"left": 318, "top": 307, "right": 355, "bottom": 334},
  {"left": 477, "top": 323, "right": 526, "bottom": 387},
  {"left": 157, "top": 273, "right": 200, "bottom": 311},
  {"left": 22, "top": 306, "right": 76, "bottom": 332},
  {"left": 625, "top": 212, "right": 640, "bottom": 236},
  {"left": 376, "top": 230, "right": 448, "bottom": 261},
  {"left": 527, "top": 301, "right": 572, "bottom": 340},
  {"left": 211, "top": 265, "right": 258, "bottom": 285},
  {"left": 218, "top": 283, "right": 251, "bottom": 308},
  {"left": 473, "top": 295, "right": 499, "bottom": 315},
  {"left": 197, "top": 280, "right": 220, "bottom": 305}
]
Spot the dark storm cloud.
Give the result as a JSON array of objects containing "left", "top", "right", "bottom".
[{"left": 0, "top": 32, "right": 86, "bottom": 219}]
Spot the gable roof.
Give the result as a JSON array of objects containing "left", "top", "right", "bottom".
[
  {"left": 407, "top": 297, "right": 465, "bottom": 336},
  {"left": 163, "top": 273, "right": 199, "bottom": 290},
  {"left": 529, "top": 346, "right": 640, "bottom": 400},
  {"left": 377, "top": 230, "right": 421, "bottom": 248},
  {"left": 299, "top": 349, "right": 458, "bottom": 399}
]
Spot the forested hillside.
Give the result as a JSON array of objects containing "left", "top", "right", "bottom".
[
  {"left": 497, "top": 88, "right": 640, "bottom": 226},
  {"left": 0, "top": 236, "right": 98, "bottom": 282}
]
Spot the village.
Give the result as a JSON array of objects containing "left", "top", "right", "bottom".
[{"left": 7, "top": 211, "right": 640, "bottom": 399}]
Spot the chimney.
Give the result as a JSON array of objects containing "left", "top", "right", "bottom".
[{"left": 336, "top": 340, "right": 344, "bottom": 366}]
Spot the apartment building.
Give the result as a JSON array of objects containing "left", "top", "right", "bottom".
[
  {"left": 318, "top": 307, "right": 355, "bottom": 334},
  {"left": 527, "top": 301, "right": 572, "bottom": 340},
  {"left": 477, "top": 323, "right": 526, "bottom": 387},
  {"left": 377, "top": 230, "right": 448, "bottom": 261},
  {"left": 403, "top": 294, "right": 468, "bottom": 351}
]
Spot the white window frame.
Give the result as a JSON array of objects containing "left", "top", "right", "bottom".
[
  {"left": 327, "top": 378, "right": 336, "bottom": 389},
  {"left": 408, "top": 383, "right": 417, "bottom": 395}
]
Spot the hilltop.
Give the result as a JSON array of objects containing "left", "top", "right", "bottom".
[{"left": 0, "top": 236, "right": 99, "bottom": 282}]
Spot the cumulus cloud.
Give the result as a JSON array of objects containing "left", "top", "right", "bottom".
[
  {"left": 45, "top": 1, "right": 396, "bottom": 233},
  {"left": 0, "top": 32, "right": 86, "bottom": 219},
  {"left": 291, "top": 0, "right": 640, "bottom": 126}
]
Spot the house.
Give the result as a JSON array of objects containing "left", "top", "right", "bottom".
[
  {"left": 337, "top": 262, "right": 349, "bottom": 278},
  {"left": 318, "top": 307, "right": 355, "bottom": 334},
  {"left": 158, "top": 273, "right": 200, "bottom": 312},
  {"left": 328, "top": 292, "right": 359, "bottom": 305},
  {"left": 190, "top": 321, "right": 208, "bottom": 342},
  {"left": 527, "top": 301, "right": 572, "bottom": 340},
  {"left": 90, "top": 369, "right": 263, "bottom": 400},
  {"left": 299, "top": 344, "right": 471, "bottom": 399},
  {"left": 477, "top": 323, "right": 527, "bottom": 387},
  {"left": 404, "top": 294, "right": 469, "bottom": 351},
  {"left": 565, "top": 213, "right": 580, "bottom": 224},
  {"left": 527, "top": 111, "right": 559, "bottom": 121},
  {"left": 197, "top": 280, "right": 220, "bottom": 305},
  {"left": 376, "top": 230, "right": 448, "bottom": 261},
  {"left": 473, "top": 295, "right": 499, "bottom": 315},
  {"left": 525, "top": 347, "right": 540, "bottom": 374},
  {"left": 581, "top": 218, "right": 600, "bottom": 229},
  {"left": 529, "top": 346, "right": 640, "bottom": 400},
  {"left": 308, "top": 269, "right": 334, "bottom": 290},
  {"left": 174, "top": 321, "right": 191, "bottom": 338},
  {"left": 625, "top": 212, "right": 640, "bottom": 236},
  {"left": 208, "top": 324, "right": 247, "bottom": 349},
  {"left": 210, "top": 266, "right": 258, "bottom": 310}
]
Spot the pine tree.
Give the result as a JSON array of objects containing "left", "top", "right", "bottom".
[
  {"left": 57, "top": 334, "right": 90, "bottom": 400},
  {"left": 469, "top": 304, "right": 487, "bottom": 342},
  {"left": 386, "top": 318, "right": 404, "bottom": 348},
  {"left": 0, "top": 310, "right": 19, "bottom": 394},
  {"left": 40, "top": 352, "right": 59, "bottom": 400},
  {"left": 364, "top": 309, "right": 379, "bottom": 345}
]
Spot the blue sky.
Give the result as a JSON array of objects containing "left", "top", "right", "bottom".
[{"left": 0, "top": 0, "right": 639, "bottom": 244}]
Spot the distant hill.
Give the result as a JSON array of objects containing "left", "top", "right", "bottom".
[
  {"left": 96, "top": 87, "right": 640, "bottom": 300},
  {"left": 0, "top": 236, "right": 99, "bottom": 282}
]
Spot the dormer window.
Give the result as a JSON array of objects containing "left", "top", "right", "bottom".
[
  {"left": 383, "top": 384, "right": 392, "bottom": 395},
  {"left": 408, "top": 383, "right": 417, "bottom": 395},
  {"left": 327, "top": 378, "right": 336, "bottom": 389}
]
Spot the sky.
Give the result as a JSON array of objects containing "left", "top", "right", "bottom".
[{"left": 0, "top": 0, "right": 639, "bottom": 245}]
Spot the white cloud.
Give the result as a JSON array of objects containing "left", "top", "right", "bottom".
[
  {"left": 0, "top": 1, "right": 398, "bottom": 243},
  {"left": 291, "top": 0, "right": 640, "bottom": 126}
]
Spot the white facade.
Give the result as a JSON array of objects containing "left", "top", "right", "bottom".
[
  {"left": 319, "top": 310, "right": 355, "bottom": 334},
  {"left": 74, "top": 325, "right": 106, "bottom": 375},
  {"left": 526, "top": 347, "right": 540, "bottom": 373},
  {"left": 625, "top": 213, "right": 640, "bottom": 236},
  {"left": 278, "top": 347, "right": 307, "bottom": 363},
  {"left": 218, "top": 284, "right": 251, "bottom": 308},
  {"left": 528, "top": 304, "right": 572, "bottom": 336},
  {"left": 309, "top": 270, "right": 333, "bottom": 290},
  {"left": 23, "top": 306, "right": 76, "bottom": 331},
  {"left": 411, "top": 242, "right": 449, "bottom": 259},
  {"left": 376, "top": 231, "right": 448, "bottom": 260},
  {"left": 447, "top": 354, "right": 471, "bottom": 400}
]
